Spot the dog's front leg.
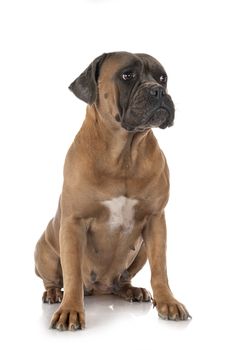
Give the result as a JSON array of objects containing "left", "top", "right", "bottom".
[
  {"left": 143, "top": 212, "right": 191, "bottom": 321},
  {"left": 50, "top": 217, "right": 86, "bottom": 331}
]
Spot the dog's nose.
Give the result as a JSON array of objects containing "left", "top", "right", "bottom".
[{"left": 149, "top": 86, "right": 166, "bottom": 98}]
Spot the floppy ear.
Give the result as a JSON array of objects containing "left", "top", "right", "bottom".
[{"left": 69, "top": 53, "right": 107, "bottom": 105}]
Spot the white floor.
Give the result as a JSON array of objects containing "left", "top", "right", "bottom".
[{"left": 1, "top": 256, "right": 235, "bottom": 350}]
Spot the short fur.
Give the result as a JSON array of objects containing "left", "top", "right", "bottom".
[{"left": 35, "top": 51, "right": 190, "bottom": 331}]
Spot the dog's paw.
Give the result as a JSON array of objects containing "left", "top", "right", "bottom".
[
  {"left": 115, "top": 285, "right": 152, "bottom": 302},
  {"left": 50, "top": 306, "right": 85, "bottom": 331},
  {"left": 154, "top": 298, "right": 191, "bottom": 321},
  {"left": 42, "top": 288, "right": 63, "bottom": 304}
]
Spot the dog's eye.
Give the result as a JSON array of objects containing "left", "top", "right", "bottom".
[
  {"left": 122, "top": 72, "right": 136, "bottom": 81},
  {"left": 159, "top": 74, "right": 168, "bottom": 84}
]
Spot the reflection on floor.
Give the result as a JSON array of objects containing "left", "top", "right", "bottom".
[{"left": 41, "top": 294, "right": 153, "bottom": 330}]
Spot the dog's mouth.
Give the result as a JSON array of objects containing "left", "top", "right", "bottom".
[
  {"left": 147, "top": 107, "right": 172, "bottom": 128},
  {"left": 121, "top": 107, "right": 174, "bottom": 132}
]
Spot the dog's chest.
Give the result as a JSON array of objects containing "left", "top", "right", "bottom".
[{"left": 101, "top": 196, "right": 138, "bottom": 234}]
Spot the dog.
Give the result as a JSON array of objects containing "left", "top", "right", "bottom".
[{"left": 34, "top": 51, "right": 190, "bottom": 331}]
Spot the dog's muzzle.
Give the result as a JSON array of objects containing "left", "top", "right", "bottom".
[{"left": 121, "top": 84, "right": 175, "bottom": 132}]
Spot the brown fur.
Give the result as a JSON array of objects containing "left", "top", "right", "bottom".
[{"left": 34, "top": 52, "right": 190, "bottom": 331}]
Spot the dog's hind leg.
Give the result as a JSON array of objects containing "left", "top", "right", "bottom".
[
  {"left": 113, "top": 242, "right": 151, "bottom": 302},
  {"left": 35, "top": 219, "right": 63, "bottom": 304}
]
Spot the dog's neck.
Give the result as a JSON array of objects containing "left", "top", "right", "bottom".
[{"left": 79, "top": 105, "right": 158, "bottom": 166}]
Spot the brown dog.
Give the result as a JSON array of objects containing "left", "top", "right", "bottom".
[{"left": 34, "top": 51, "right": 190, "bottom": 331}]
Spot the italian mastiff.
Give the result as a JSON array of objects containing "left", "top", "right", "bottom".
[{"left": 34, "top": 51, "right": 191, "bottom": 330}]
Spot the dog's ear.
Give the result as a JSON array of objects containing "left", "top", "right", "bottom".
[{"left": 69, "top": 53, "right": 107, "bottom": 105}]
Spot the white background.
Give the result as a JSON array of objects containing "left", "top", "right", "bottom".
[{"left": 0, "top": 0, "right": 236, "bottom": 348}]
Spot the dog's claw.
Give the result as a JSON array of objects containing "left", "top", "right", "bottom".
[
  {"left": 57, "top": 324, "right": 63, "bottom": 331},
  {"left": 115, "top": 285, "right": 151, "bottom": 303},
  {"left": 158, "top": 313, "right": 168, "bottom": 320},
  {"left": 42, "top": 288, "right": 63, "bottom": 304}
]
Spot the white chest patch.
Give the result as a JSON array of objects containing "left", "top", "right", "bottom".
[{"left": 102, "top": 196, "right": 138, "bottom": 234}]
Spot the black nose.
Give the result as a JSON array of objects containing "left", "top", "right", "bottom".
[{"left": 149, "top": 86, "right": 166, "bottom": 98}]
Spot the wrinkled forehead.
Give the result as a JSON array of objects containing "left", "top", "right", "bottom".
[
  {"left": 136, "top": 53, "right": 165, "bottom": 72},
  {"left": 99, "top": 52, "right": 165, "bottom": 79}
]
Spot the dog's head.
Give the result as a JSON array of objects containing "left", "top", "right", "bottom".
[{"left": 69, "top": 51, "right": 175, "bottom": 132}]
